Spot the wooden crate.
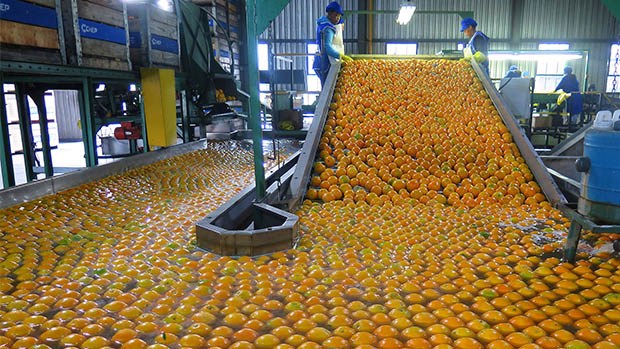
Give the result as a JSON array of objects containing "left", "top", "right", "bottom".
[
  {"left": 62, "top": 0, "right": 131, "bottom": 70},
  {"left": 128, "top": 3, "right": 179, "bottom": 69},
  {"left": 0, "top": 0, "right": 64, "bottom": 64}
]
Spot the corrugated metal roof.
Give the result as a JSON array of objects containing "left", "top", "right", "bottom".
[
  {"left": 260, "top": 0, "right": 359, "bottom": 41},
  {"left": 521, "top": 0, "right": 617, "bottom": 40},
  {"left": 256, "top": 0, "right": 619, "bottom": 90},
  {"left": 373, "top": 0, "right": 511, "bottom": 41}
]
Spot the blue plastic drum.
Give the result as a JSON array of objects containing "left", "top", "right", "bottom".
[{"left": 578, "top": 128, "right": 620, "bottom": 223}]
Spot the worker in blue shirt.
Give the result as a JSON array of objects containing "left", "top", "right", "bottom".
[
  {"left": 555, "top": 66, "right": 583, "bottom": 125},
  {"left": 313, "top": 1, "right": 352, "bottom": 86},
  {"left": 460, "top": 17, "right": 490, "bottom": 75}
]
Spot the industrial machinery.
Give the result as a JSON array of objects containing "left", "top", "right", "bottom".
[
  {"left": 576, "top": 111, "right": 620, "bottom": 223},
  {"left": 541, "top": 110, "right": 620, "bottom": 261},
  {"left": 114, "top": 121, "right": 142, "bottom": 140},
  {"left": 195, "top": 57, "right": 566, "bottom": 256}
]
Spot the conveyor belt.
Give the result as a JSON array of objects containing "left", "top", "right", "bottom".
[{"left": 286, "top": 57, "right": 566, "bottom": 210}]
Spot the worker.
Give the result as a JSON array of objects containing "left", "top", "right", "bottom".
[
  {"left": 555, "top": 66, "right": 583, "bottom": 125},
  {"left": 313, "top": 1, "right": 352, "bottom": 86},
  {"left": 460, "top": 17, "right": 489, "bottom": 75},
  {"left": 505, "top": 65, "right": 522, "bottom": 78}
]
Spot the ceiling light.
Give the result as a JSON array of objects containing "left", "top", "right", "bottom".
[
  {"left": 396, "top": 1, "right": 416, "bottom": 25},
  {"left": 157, "top": 0, "right": 173, "bottom": 12}
]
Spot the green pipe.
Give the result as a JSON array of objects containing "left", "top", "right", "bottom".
[
  {"left": 246, "top": 0, "right": 266, "bottom": 200},
  {"left": 0, "top": 74, "right": 16, "bottom": 188}
]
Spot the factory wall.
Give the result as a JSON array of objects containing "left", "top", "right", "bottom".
[{"left": 263, "top": 0, "right": 618, "bottom": 91}]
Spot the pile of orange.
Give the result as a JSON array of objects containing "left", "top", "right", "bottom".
[
  {"left": 308, "top": 59, "right": 542, "bottom": 210},
  {"left": 0, "top": 60, "right": 617, "bottom": 349}
]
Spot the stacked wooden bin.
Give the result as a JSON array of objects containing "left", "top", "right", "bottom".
[
  {"left": 127, "top": 1, "right": 180, "bottom": 70},
  {"left": 0, "top": 0, "right": 65, "bottom": 64},
  {"left": 205, "top": 0, "right": 240, "bottom": 79},
  {"left": 67, "top": 0, "right": 132, "bottom": 70},
  {"left": 1, "top": 0, "right": 179, "bottom": 72}
]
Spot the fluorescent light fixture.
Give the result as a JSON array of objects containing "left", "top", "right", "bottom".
[
  {"left": 488, "top": 51, "right": 582, "bottom": 61},
  {"left": 157, "top": 0, "right": 173, "bottom": 12},
  {"left": 396, "top": 1, "right": 416, "bottom": 25}
]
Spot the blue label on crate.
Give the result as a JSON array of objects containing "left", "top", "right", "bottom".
[
  {"left": 78, "top": 18, "right": 126, "bottom": 45},
  {"left": 218, "top": 50, "right": 230, "bottom": 58},
  {"left": 150, "top": 34, "right": 177, "bottom": 54},
  {"left": 0, "top": 0, "right": 57, "bottom": 28},
  {"left": 129, "top": 32, "right": 141, "bottom": 48}
]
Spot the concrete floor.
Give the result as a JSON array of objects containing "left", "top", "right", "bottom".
[{"left": 0, "top": 141, "right": 117, "bottom": 190}]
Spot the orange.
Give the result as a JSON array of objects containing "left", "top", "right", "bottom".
[
  {"left": 178, "top": 334, "right": 207, "bottom": 348},
  {"left": 505, "top": 332, "right": 533, "bottom": 347},
  {"left": 234, "top": 328, "right": 260, "bottom": 342},
  {"left": 535, "top": 336, "right": 562, "bottom": 349},
  {"left": 120, "top": 338, "right": 148, "bottom": 348},
  {"left": 404, "top": 338, "right": 432, "bottom": 348},
  {"left": 111, "top": 328, "right": 138, "bottom": 344},
  {"left": 564, "top": 339, "right": 594, "bottom": 349},
  {"left": 374, "top": 324, "right": 399, "bottom": 339},
  {"left": 306, "top": 327, "right": 331, "bottom": 343},
  {"left": 477, "top": 328, "right": 503, "bottom": 344},
  {"left": 454, "top": 337, "right": 484, "bottom": 349},
  {"left": 322, "top": 336, "right": 349, "bottom": 348},
  {"left": 486, "top": 340, "right": 514, "bottom": 349},
  {"left": 377, "top": 337, "right": 404, "bottom": 348},
  {"left": 574, "top": 328, "right": 603, "bottom": 344},
  {"left": 551, "top": 329, "right": 575, "bottom": 343},
  {"left": 255, "top": 334, "right": 281, "bottom": 348},
  {"left": 522, "top": 326, "right": 546, "bottom": 340},
  {"left": 350, "top": 332, "right": 378, "bottom": 346},
  {"left": 509, "top": 315, "right": 535, "bottom": 330}
]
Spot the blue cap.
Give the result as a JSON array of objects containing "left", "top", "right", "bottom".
[
  {"left": 326, "top": 1, "right": 343, "bottom": 15},
  {"left": 509, "top": 65, "right": 519, "bottom": 71},
  {"left": 460, "top": 17, "right": 477, "bottom": 32},
  {"left": 564, "top": 66, "right": 573, "bottom": 74}
]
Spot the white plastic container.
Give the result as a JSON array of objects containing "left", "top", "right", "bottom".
[{"left": 592, "top": 110, "right": 613, "bottom": 129}]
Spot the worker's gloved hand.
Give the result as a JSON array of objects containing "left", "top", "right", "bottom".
[
  {"left": 463, "top": 47, "right": 473, "bottom": 59},
  {"left": 557, "top": 92, "right": 571, "bottom": 106},
  {"left": 339, "top": 53, "right": 353, "bottom": 62},
  {"left": 473, "top": 51, "right": 487, "bottom": 63}
]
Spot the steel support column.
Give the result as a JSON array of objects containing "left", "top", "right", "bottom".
[
  {"left": 14, "top": 84, "right": 37, "bottom": 181},
  {"left": 139, "top": 92, "right": 148, "bottom": 152},
  {"left": 0, "top": 75, "right": 16, "bottom": 187},
  {"left": 510, "top": 0, "right": 524, "bottom": 50},
  {"left": 180, "top": 90, "right": 191, "bottom": 142},
  {"left": 80, "top": 78, "right": 97, "bottom": 166},
  {"left": 27, "top": 89, "right": 54, "bottom": 178},
  {"left": 246, "top": 0, "right": 266, "bottom": 200}
]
